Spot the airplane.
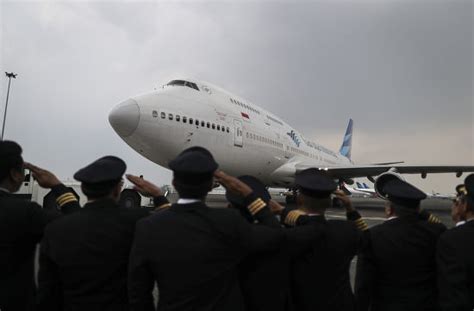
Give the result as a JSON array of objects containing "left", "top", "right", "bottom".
[
  {"left": 342, "top": 182, "right": 376, "bottom": 198},
  {"left": 108, "top": 78, "right": 474, "bottom": 197}
]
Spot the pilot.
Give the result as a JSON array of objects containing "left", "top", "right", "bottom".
[
  {"left": 355, "top": 177, "right": 446, "bottom": 311},
  {"left": 36, "top": 156, "right": 163, "bottom": 311},
  {"left": 449, "top": 184, "right": 468, "bottom": 226},
  {"left": 277, "top": 168, "right": 364, "bottom": 311},
  {"left": 437, "top": 174, "right": 474, "bottom": 311},
  {"left": 0, "top": 140, "right": 80, "bottom": 311},
  {"left": 128, "top": 147, "right": 284, "bottom": 311}
]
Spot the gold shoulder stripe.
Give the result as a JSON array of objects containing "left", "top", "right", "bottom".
[
  {"left": 58, "top": 197, "right": 77, "bottom": 207},
  {"left": 57, "top": 193, "right": 77, "bottom": 206},
  {"left": 248, "top": 199, "right": 266, "bottom": 215},
  {"left": 285, "top": 210, "right": 305, "bottom": 226}
]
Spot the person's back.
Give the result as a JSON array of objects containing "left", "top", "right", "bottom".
[
  {"left": 283, "top": 168, "right": 362, "bottom": 311},
  {"left": 0, "top": 141, "right": 79, "bottom": 311},
  {"left": 37, "top": 156, "right": 151, "bottom": 311},
  {"left": 437, "top": 176, "right": 474, "bottom": 311},
  {"left": 355, "top": 177, "right": 446, "bottom": 311},
  {"left": 40, "top": 199, "right": 148, "bottom": 310},
  {"left": 365, "top": 216, "right": 445, "bottom": 310},
  {"left": 292, "top": 217, "right": 361, "bottom": 311},
  {"left": 131, "top": 202, "right": 282, "bottom": 311},
  {"left": 128, "top": 147, "right": 283, "bottom": 311}
]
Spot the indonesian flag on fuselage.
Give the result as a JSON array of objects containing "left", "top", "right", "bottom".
[{"left": 241, "top": 112, "right": 249, "bottom": 119}]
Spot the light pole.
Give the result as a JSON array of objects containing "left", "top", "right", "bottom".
[{"left": 1, "top": 72, "right": 17, "bottom": 140}]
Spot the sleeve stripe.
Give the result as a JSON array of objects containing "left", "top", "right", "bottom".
[
  {"left": 249, "top": 201, "right": 266, "bottom": 215},
  {"left": 58, "top": 197, "right": 77, "bottom": 207},
  {"left": 57, "top": 193, "right": 77, "bottom": 206},
  {"left": 248, "top": 198, "right": 265, "bottom": 210},
  {"left": 285, "top": 210, "right": 305, "bottom": 226}
]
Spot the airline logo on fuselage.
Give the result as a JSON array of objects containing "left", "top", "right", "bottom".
[{"left": 287, "top": 130, "right": 301, "bottom": 147}]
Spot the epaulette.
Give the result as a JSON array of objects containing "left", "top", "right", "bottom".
[
  {"left": 247, "top": 197, "right": 266, "bottom": 216},
  {"left": 354, "top": 217, "right": 369, "bottom": 231},
  {"left": 428, "top": 213, "right": 442, "bottom": 224},
  {"left": 347, "top": 210, "right": 369, "bottom": 231},
  {"left": 52, "top": 184, "right": 79, "bottom": 208},
  {"left": 284, "top": 209, "right": 306, "bottom": 226}
]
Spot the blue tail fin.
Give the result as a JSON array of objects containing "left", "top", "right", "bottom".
[{"left": 339, "top": 119, "right": 353, "bottom": 160}]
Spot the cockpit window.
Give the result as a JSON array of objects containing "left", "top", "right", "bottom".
[{"left": 167, "top": 80, "right": 200, "bottom": 91}]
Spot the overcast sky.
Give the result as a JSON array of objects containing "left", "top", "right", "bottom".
[{"left": 1, "top": 0, "right": 472, "bottom": 193}]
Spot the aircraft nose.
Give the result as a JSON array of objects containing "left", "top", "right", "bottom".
[{"left": 109, "top": 98, "right": 140, "bottom": 137}]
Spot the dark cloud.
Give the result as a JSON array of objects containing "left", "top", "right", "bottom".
[{"left": 1, "top": 0, "right": 472, "bottom": 192}]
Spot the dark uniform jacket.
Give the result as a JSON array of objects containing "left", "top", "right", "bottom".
[
  {"left": 236, "top": 210, "right": 323, "bottom": 311},
  {"left": 37, "top": 198, "right": 150, "bottom": 311},
  {"left": 289, "top": 214, "right": 363, "bottom": 311},
  {"left": 355, "top": 215, "right": 446, "bottom": 311},
  {"left": 128, "top": 196, "right": 285, "bottom": 311},
  {"left": 437, "top": 220, "right": 474, "bottom": 311},
  {"left": 0, "top": 185, "right": 79, "bottom": 311}
]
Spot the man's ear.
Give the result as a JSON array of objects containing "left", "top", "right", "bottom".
[
  {"left": 459, "top": 201, "right": 468, "bottom": 216},
  {"left": 10, "top": 168, "right": 24, "bottom": 184}
]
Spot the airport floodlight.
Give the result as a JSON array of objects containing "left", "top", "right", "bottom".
[{"left": 1, "top": 72, "right": 18, "bottom": 140}]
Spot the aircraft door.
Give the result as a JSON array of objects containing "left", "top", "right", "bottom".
[{"left": 233, "top": 119, "right": 243, "bottom": 147}]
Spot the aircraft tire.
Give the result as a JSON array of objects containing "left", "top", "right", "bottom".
[{"left": 119, "top": 189, "right": 142, "bottom": 208}]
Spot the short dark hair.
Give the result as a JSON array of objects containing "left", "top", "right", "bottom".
[
  {"left": 0, "top": 141, "right": 24, "bottom": 182},
  {"left": 81, "top": 181, "right": 120, "bottom": 200},
  {"left": 390, "top": 202, "right": 420, "bottom": 217}
]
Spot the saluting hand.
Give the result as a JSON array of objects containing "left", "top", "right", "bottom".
[
  {"left": 333, "top": 190, "right": 354, "bottom": 211},
  {"left": 126, "top": 174, "right": 163, "bottom": 197},
  {"left": 24, "top": 162, "right": 61, "bottom": 189},
  {"left": 214, "top": 170, "right": 253, "bottom": 197}
]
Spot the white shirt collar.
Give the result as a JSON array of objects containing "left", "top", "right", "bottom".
[
  {"left": 386, "top": 216, "right": 398, "bottom": 221},
  {"left": 455, "top": 221, "right": 466, "bottom": 227},
  {"left": 0, "top": 187, "right": 10, "bottom": 193},
  {"left": 177, "top": 198, "right": 201, "bottom": 204}
]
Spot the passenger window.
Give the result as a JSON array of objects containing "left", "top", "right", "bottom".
[
  {"left": 169, "top": 114, "right": 173, "bottom": 120},
  {"left": 222, "top": 127, "right": 225, "bottom": 132},
  {"left": 195, "top": 119, "right": 199, "bottom": 125},
  {"left": 217, "top": 125, "right": 220, "bottom": 131},
  {"left": 207, "top": 122, "right": 210, "bottom": 128},
  {"left": 176, "top": 115, "right": 180, "bottom": 122},
  {"left": 161, "top": 112, "right": 166, "bottom": 119},
  {"left": 201, "top": 121, "right": 205, "bottom": 127},
  {"left": 212, "top": 124, "right": 215, "bottom": 130},
  {"left": 226, "top": 127, "right": 230, "bottom": 133},
  {"left": 246, "top": 132, "right": 249, "bottom": 138},
  {"left": 189, "top": 118, "right": 193, "bottom": 124},
  {"left": 152, "top": 110, "right": 158, "bottom": 118},
  {"left": 183, "top": 117, "right": 187, "bottom": 123}
]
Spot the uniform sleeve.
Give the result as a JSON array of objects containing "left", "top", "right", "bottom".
[
  {"left": 282, "top": 225, "right": 323, "bottom": 256},
  {"left": 419, "top": 209, "right": 442, "bottom": 224},
  {"left": 51, "top": 184, "right": 81, "bottom": 214},
  {"left": 243, "top": 192, "right": 280, "bottom": 228},
  {"left": 346, "top": 210, "right": 369, "bottom": 232},
  {"left": 234, "top": 209, "right": 284, "bottom": 253},
  {"left": 355, "top": 234, "right": 376, "bottom": 311},
  {"left": 436, "top": 234, "right": 470, "bottom": 310},
  {"left": 29, "top": 184, "right": 81, "bottom": 240},
  {"left": 36, "top": 235, "right": 63, "bottom": 311},
  {"left": 128, "top": 222, "right": 156, "bottom": 311}
]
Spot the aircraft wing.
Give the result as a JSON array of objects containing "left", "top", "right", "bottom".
[{"left": 294, "top": 164, "right": 474, "bottom": 179}]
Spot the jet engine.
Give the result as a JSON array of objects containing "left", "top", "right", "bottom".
[{"left": 374, "top": 170, "right": 406, "bottom": 198}]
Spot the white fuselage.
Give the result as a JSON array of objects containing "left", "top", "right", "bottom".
[{"left": 109, "top": 80, "right": 352, "bottom": 187}]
